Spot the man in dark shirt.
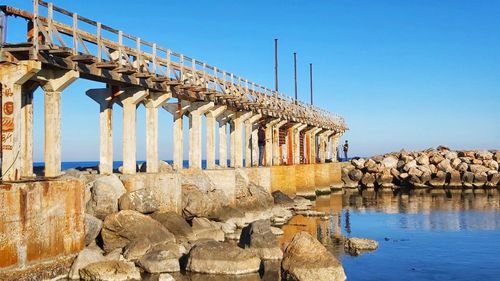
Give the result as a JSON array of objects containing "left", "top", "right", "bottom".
[
  {"left": 343, "top": 140, "right": 349, "bottom": 162},
  {"left": 258, "top": 125, "right": 266, "bottom": 166}
]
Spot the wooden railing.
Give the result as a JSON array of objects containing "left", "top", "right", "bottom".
[{"left": 4, "top": 0, "right": 347, "bottom": 131}]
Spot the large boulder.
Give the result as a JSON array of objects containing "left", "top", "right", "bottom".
[
  {"left": 282, "top": 232, "right": 346, "bottom": 281},
  {"left": 436, "top": 159, "right": 453, "bottom": 173},
  {"left": 69, "top": 246, "right": 121, "bottom": 280},
  {"left": 469, "top": 164, "right": 490, "bottom": 174},
  {"left": 182, "top": 184, "right": 227, "bottom": 219},
  {"left": 429, "top": 171, "right": 447, "bottom": 188},
  {"left": 473, "top": 172, "right": 487, "bottom": 187},
  {"left": 341, "top": 168, "right": 358, "bottom": 188},
  {"left": 476, "top": 151, "right": 493, "bottom": 160},
  {"left": 462, "top": 172, "right": 474, "bottom": 188},
  {"left": 79, "top": 261, "right": 141, "bottom": 281},
  {"left": 344, "top": 237, "right": 378, "bottom": 256},
  {"left": 364, "top": 159, "right": 379, "bottom": 173},
  {"left": 86, "top": 174, "right": 127, "bottom": 220},
  {"left": 381, "top": 156, "right": 398, "bottom": 169},
  {"left": 360, "top": 173, "right": 376, "bottom": 188},
  {"left": 487, "top": 173, "right": 500, "bottom": 187},
  {"left": 457, "top": 162, "right": 469, "bottom": 172},
  {"left": 239, "top": 219, "right": 283, "bottom": 260},
  {"left": 403, "top": 160, "right": 417, "bottom": 172},
  {"left": 119, "top": 188, "right": 161, "bottom": 214},
  {"left": 447, "top": 171, "right": 462, "bottom": 188},
  {"left": 137, "top": 250, "right": 180, "bottom": 273},
  {"left": 430, "top": 154, "right": 445, "bottom": 165},
  {"left": 484, "top": 160, "right": 499, "bottom": 171},
  {"left": 348, "top": 169, "right": 363, "bottom": 182},
  {"left": 236, "top": 183, "right": 274, "bottom": 211},
  {"left": 101, "top": 210, "right": 175, "bottom": 252},
  {"left": 139, "top": 160, "right": 173, "bottom": 173},
  {"left": 416, "top": 154, "right": 430, "bottom": 166},
  {"left": 181, "top": 169, "right": 216, "bottom": 192},
  {"left": 123, "top": 238, "right": 152, "bottom": 261},
  {"left": 192, "top": 217, "right": 225, "bottom": 241},
  {"left": 376, "top": 170, "right": 394, "bottom": 188},
  {"left": 84, "top": 214, "right": 103, "bottom": 246},
  {"left": 351, "top": 158, "right": 366, "bottom": 169},
  {"left": 272, "top": 191, "right": 295, "bottom": 206},
  {"left": 150, "top": 211, "right": 196, "bottom": 241},
  {"left": 186, "top": 240, "right": 261, "bottom": 274}
]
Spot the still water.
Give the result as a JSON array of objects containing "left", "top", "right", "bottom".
[{"left": 280, "top": 189, "right": 500, "bottom": 281}]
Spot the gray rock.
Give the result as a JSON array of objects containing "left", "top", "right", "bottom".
[
  {"left": 447, "top": 171, "right": 462, "bottom": 188},
  {"left": 239, "top": 219, "right": 283, "bottom": 260},
  {"left": 351, "top": 158, "right": 366, "bottom": 169},
  {"left": 119, "top": 188, "right": 161, "bottom": 214},
  {"left": 462, "top": 172, "right": 474, "bottom": 188},
  {"left": 430, "top": 154, "right": 445, "bottom": 165},
  {"left": 344, "top": 237, "right": 378, "bottom": 256},
  {"left": 376, "top": 170, "right": 394, "bottom": 188},
  {"left": 429, "top": 171, "right": 447, "bottom": 188},
  {"left": 451, "top": 158, "right": 462, "bottom": 169},
  {"left": 102, "top": 210, "right": 175, "bottom": 253},
  {"left": 69, "top": 246, "right": 109, "bottom": 280},
  {"left": 139, "top": 160, "right": 173, "bottom": 173},
  {"left": 348, "top": 169, "right": 363, "bottom": 182},
  {"left": 444, "top": 151, "right": 458, "bottom": 160},
  {"left": 408, "top": 167, "right": 423, "bottom": 177},
  {"left": 487, "top": 173, "right": 500, "bottom": 187},
  {"left": 186, "top": 240, "right": 261, "bottom": 275},
  {"left": 182, "top": 184, "right": 227, "bottom": 219},
  {"left": 137, "top": 250, "right": 180, "bottom": 273},
  {"left": 86, "top": 174, "right": 127, "bottom": 220},
  {"left": 361, "top": 173, "right": 376, "bottom": 188},
  {"left": 484, "top": 160, "right": 499, "bottom": 171},
  {"left": 457, "top": 162, "right": 469, "bottom": 172},
  {"left": 191, "top": 217, "right": 225, "bottom": 241},
  {"left": 437, "top": 159, "right": 453, "bottom": 173},
  {"left": 381, "top": 156, "right": 398, "bottom": 169},
  {"left": 416, "top": 155, "right": 430, "bottom": 166},
  {"left": 469, "top": 164, "right": 490, "bottom": 174},
  {"left": 123, "top": 238, "right": 152, "bottom": 261},
  {"left": 364, "top": 159, "right": 379, "bottom": 173},
  {"left": 84, "top": 214, "right": 103, "bottom": 246},
  {"left": 403, "top": 160, "right": 417, "bottom": 172},
  {"left": 476, "top": 150, "right": 493, "bottom": 160},
  {"left": 473, "top": 172, "right": 487, "bottom": 187},
  {"left": 236, "top": 183, "right": 275, "bottom": 211},
  {"left": 150, "top": 211, "right": 196, "bottom": 241},
  {"left": 341, "top": 168, "right": 359, "bottom": 188},
  {"left": 79, "top": 261, "right": 141, "bottom": 281},
  {"left": 271, "top": 191, "right": 295, "bottom": 205},
  {"left": 282, "top": 232, "right": 346, "bottom": 281}
]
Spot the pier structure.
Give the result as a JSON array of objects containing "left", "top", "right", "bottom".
[
  {"left": 0, "top": 1, "right": 348, "bottom": 277},
  {"left": 0, "top": 1, "right": 347, "bottom": 182}
]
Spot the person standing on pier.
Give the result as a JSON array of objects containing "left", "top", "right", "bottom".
[
  {"left": 258, "top": 125, "right": 266, "bottom": 166},
  {"left": 343, "top": 140, "right": 349, "bottom": 161}
]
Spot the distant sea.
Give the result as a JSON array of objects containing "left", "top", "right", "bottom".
[{"left": 33, "top": 160, "right": 229, "bottom": 171}]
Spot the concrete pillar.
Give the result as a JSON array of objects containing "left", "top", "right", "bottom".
[
  {"left": 331, "top": 133, "right": 341, "bottom": 162},
  {"left": 294, "top": 124, "right": 307, "bottom": 164},
  {"left": 216, "top": 112, "right": 233, "bottom": 168},
  {"left": 145, "top": 92, "right": 171, "bottom": 173},
  {"left": 163, "top": 101, "right": 190, "bottom": 170},
  {"left": 38, "top": 69, "right": 79, "bottom": 177},
  {"left": 286, "top": 123, "right": 301, "bottom": 165},
  {"left": 205, "top": 106, "right": 226, "bottom": 169},
  {"left": 21, "top": 82, "right": 38, "bottom": 178},
  {"left": 326, "top": 131, "right": 336, "bottom": 161},
  {"left": 187, "top": 102, "right": 214, "bottom": 169},
  {"left": 244, "top": 114, "right": 262, "bottom": 167},
  {"left": 272, "top": 120, "right": 288, "bottom": 166},
  {"left": 230, "top": 111, "right": 252, "bottom": 168},
  {"left": 264, "top": 119, "right": 280, "bottom": 166},
  {"left": 0, "top": 61, "right": 41, "bottom": 181},
  {"left": 304, "top": 127, "right": 321, "bottom": 164},
  {"left": 318, "top": 130, "right": 331, "bottom": 163},
  {"left": 118, "top": 88, "right": 148, "bottom": 174},
  {"left": 86, "top": 87, "right": 117, "bottom": 175}
]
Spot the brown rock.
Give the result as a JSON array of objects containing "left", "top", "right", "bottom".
[
  {"left": 429, "top": 171, "right": 447, "bottom": 188},
  {"left": 430, "top": 154, "right": 445, "bottom": 165},
  {"left": 360, "top": 173, "right": 376, "bottom": 188},
  {"left": 344, "top": 237, "right": 378, "bottom": 256},
  {"left": 462, "top": 172, "right": 474, "bottom": 188},
  {"left": 150, "top": 211, "right": 196, "bottom": 242},
  {"left": 473, "top": 172, "right": 487, "bottom": 187},
  {"left": 101, "top": 210, "right": 175, "bottom": 253},
  {"left": 282, "top": 232, "right": 346, "bottom": 281},
  {"left": 79, "top": 261, "right": 141, "bottom": 281}
]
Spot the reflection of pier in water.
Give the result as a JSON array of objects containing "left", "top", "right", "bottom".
[{"left": 280, "top": 189, "right": 499, "bottom": 251}]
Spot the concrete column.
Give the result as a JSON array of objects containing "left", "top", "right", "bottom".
[
  {"left": 38, "top": 69, "right": 79, "bottom": 177},
  {"left": 318, "top": 130, "right": 331, "bottom": 163},
  {"left": 21, "top": 82, "right": 38, "bottom": 178},
  {"left": 205, "top": 106, "right": 226, "bottom": 169},
  {"left": 331, "top": 133, "right": 341, "bottom": 162},
  {"left": 216, "top": 112, "right": 233, "bottom": 168},
  {"left": 326, "top": 131, "right": 336, "bottom": 161},
  {"left": 145, "top": 92, "right": 171, "bottom": 173},
  {"left": 264, "top": 119, "right": 280, "bottom": 166},
  {"left": 286, "top": 123, "right": 301, "bottom": 165},
  {"left": 311, "top": 127, "right": 322, "bottom": 164},
  {"left": 163, "top": 101, "right": 190, "bottom": 170},
  {"left": 272, "top": 120, "right": 288, "bottom": 166},
  {"left": 230, "top": 111, "right": 252, "bottom": 168},
  {"left": 118, "top": 88, "right": 148, "bottom": 174},
  {"left": 244, "top": 114, "right": 261, "bottom": 167},
  {"left": 187, "top": 102, "right": 214, "bottom": 169},
  {"left": 294, "top": 124, "right": 307, "bottom": 164},
  {"left": 304, "top": 127, "right": 321, "bottom": 164},
  {"left": 0, "top": 61, "right": 41, "bottom": 181},
  {"left": 86, "top": 87, "right": 117, "bottom": 175}
]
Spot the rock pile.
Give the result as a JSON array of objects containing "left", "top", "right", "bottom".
[{"left": 342, "top": 147, "right": 500, "bottom": 189}]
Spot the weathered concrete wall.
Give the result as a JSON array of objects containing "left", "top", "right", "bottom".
[
  {"left": 243, "top": 167, "right": 271, "bottom": 193},
  {"left": 269, "top": 163, "right": 343, "bottom": 196},
  {"left": 204, "top": 169, "right": 236, "bottom": 205},
  {"left": 119, "top": 172, "right": 181, "bottom": 213},
  {"left": 0, "top": 179, "right": 85, "bottom": 280}
]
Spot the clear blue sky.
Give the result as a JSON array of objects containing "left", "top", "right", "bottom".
[{"left": 5, "top": 0, "right": 500, "bottom": 161}]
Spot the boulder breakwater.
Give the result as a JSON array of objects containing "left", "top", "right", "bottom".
[{"left": 341, "top": 146, "right": 500, "bottom": 191}]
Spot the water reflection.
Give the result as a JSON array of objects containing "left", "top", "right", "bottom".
[{"left": 281, "top": 189, "right": 500, "bottom": 250}]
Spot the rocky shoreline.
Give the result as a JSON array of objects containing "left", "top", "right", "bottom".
[
  {"left": 66, "top": 167, "right": 347, "bottom": 281},
  {"left": 340, "top": 146, "right": 500, "bottom": 191}
]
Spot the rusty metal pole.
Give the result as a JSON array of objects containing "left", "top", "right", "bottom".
[
  {"left": 294, "top": 52, "right": 298, "bottom": 104},
  {"left": 309, "top": 63, "right": 313, "bottom": 105},
  {"left": 274, "top": 38, "right": 278, "bottom": 96}
]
